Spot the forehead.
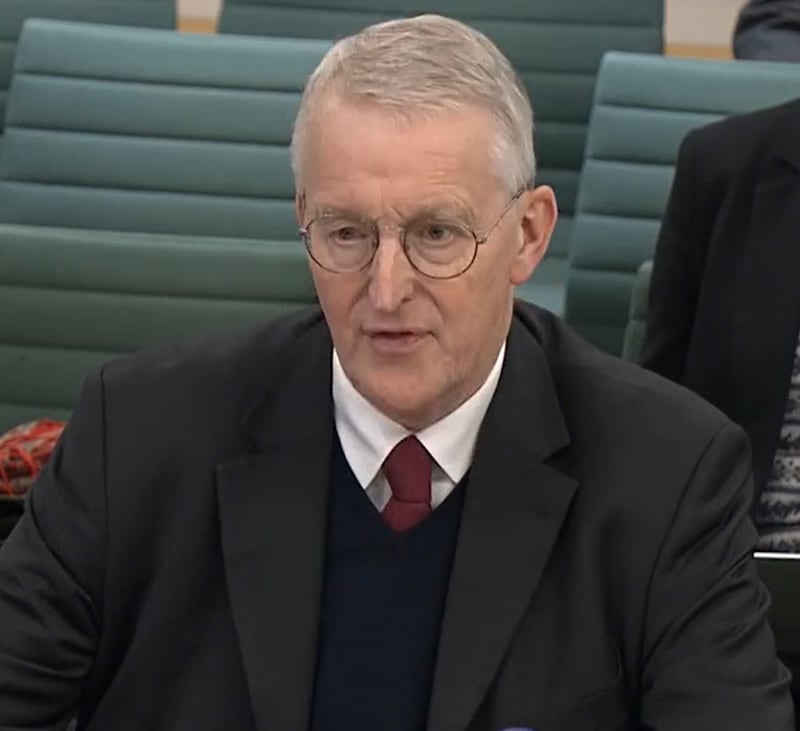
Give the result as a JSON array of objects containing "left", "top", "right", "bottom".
[{"left": 300, "top": 96, "right": 499, "bottom": 212}]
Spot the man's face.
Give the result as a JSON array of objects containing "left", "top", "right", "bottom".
[{"left": 297, "top": 97, "right": 556, "bottom": 429}]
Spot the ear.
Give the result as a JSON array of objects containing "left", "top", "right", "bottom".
[
  {"left": 295, "top": 192, "right": 306, "bottom": 226},
  {"left": 510, "top": 185, "right": 558, "bottom": 286}
]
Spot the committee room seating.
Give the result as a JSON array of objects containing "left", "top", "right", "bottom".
[
  {"left": 0, "top": 20, "right": 330, "bottom": 427},
  {"left": 0, "top": 19, "right": 329, "bottom": 240},
  {"left": 563, "top": 51, "right": 800, "bottom": 356},
  {"left": 0, "top": 0, "right": 174, "bottom": 129},
  {"left": 0, "top": 226, "right": 317, "bottom": 432},
  {"left": 218, "top": 0, "right": 664, "bottom": 313}
]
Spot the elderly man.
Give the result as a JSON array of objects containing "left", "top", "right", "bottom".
[{"left": 0, "top": 14, "right": 792, "bottom": 731}]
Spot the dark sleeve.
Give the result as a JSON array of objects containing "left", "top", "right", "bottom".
[
  {"left": 0, "top": 371, "right": 107, "bottom": 727},
  {"left": 640, "top": 421, "right": 794, "bottom": 731},
  {"left": 639, "top": 130, "right": 707, "bottom": 383}
]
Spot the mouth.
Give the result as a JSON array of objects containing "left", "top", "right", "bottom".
[{"left": 364, "top": 329, "right": 429, "bottom": 353}]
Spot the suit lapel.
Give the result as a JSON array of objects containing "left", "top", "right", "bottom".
[
  {"left": 216, "top": 319, "right": 333, "bottom": 731},
  {"left": 733, "top": 117, "right": 800, "bottom": 495},
  {"left": 428, "top": 318, "right": 577, "bottom": 731}
]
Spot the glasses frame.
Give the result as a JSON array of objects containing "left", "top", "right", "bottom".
[{"left": 298, "top": 187, "right": 526, "bottom": 280}]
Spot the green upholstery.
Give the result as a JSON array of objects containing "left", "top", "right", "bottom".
[
  {"left": 0, "top": 0, "right": 174, "bottom": 129},
  {"left": 0, "top": 225, "right": 316, "bottom": 430},
  {"left": 219, "top": 0, "right": 664, "bottom": 313},
  {"left": 621, "top": 260, "right": 651, "bottom": 363},
  {"left": 565, "top": 51, "right": 800, "bottom": 355},
  {"left": 0, "top": 19, "right": 329, "bottom": 240}
]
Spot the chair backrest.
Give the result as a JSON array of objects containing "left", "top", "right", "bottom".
[
  {"left": 219, "top": 0, "right": 664, "bottom": 275},
  {"left": 0, "top": 19, "right": 329, "bottom": 238},
  {"left": 0, "top": 0, "right": 174, "bottom": 128},
  {"left": 0, "top": 225, "right": 316, "bottom": 431},
  {"left": 564, "top": 52, "right": 800, "bottom": 356},
  {"left": 621, "top": 260, "right": 652, "bottom": 363}
]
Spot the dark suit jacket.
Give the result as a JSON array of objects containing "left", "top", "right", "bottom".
[
  {"left": 0, "top": 303, "right": 792, "bottom": 731},
  {"left": 641, "top": 98, "right": 800, "bottom": 505}
]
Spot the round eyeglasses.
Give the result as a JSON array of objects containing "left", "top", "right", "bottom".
[{"left": 299, "top": 188, "right": 525, "bottom": 280}]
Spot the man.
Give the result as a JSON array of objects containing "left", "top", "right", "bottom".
[
  {"left": 734, "top": 0, "right": 800, "bottom": 61},
  {"left": 641, "top": 98, "right": 800, "bottom": 552},
  {"left": 0, "top": 14, "right": 792, "bottom": 731},
  {"left": 640, "top": 97, "right": 800, "bottom": 729}
]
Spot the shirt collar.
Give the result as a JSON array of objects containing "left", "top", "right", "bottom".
[{"left": 332, "top": 343, "right": 506, "bottom": 487}]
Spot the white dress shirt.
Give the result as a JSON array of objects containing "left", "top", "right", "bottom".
[{"left": 332, "top": 344, "right": 506, "bottom": 511}]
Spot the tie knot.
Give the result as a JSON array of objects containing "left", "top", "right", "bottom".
[{"left": 383, "top": 436, "right": 432, "bottom": 504}]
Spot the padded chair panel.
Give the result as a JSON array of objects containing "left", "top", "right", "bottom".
[
  {"left": 586, "top": 107, "right": 718, "bottom": 165},
  {"left": 597, "top": 52, "right": 800, "bottom": 115},
  {"left": 2, "top": 287, "right": 310, "bottom": 353},
  {"left": 0, "top": 131, "right": 295, "bottom": 198},
  {"left": 0, "top": 183, "right": 299, "bottom": 239},
  {"left": 569, "top": 215, "right": 661, "bottom": 271},
  {"left": 576, "top": 161, "right": 674, "bottom": 220},
  {"left": 565, "top": 52, "right": 800, "bottom": 355},
  {"left": 7, "top": 77, "right": 302, "bottom": 143},
  {"left": 219, "top": 0, "right": 663, "bottom": 279},
  {"left": 0, "top": 0, "right": 174, "bottom": 128},
  {"left": 0, "top": 225, "right": 317, "bottom": 429},
  {"left": 0, "top": 20, "right": 329, "bottom": 238},
  {"left": 12, "top": 23, "right": 324, "bottom": 89}
]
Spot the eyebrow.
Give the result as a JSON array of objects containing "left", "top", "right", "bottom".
[
  {"left": 314, "top": 199, "right": 476, "bottom": 224},
  {"left": 315, "top": 205, "right": 369, "bottom": 221}
]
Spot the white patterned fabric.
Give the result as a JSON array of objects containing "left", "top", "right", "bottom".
[{"left": 755, "top": 333, "right": 800, "bottom": 551}]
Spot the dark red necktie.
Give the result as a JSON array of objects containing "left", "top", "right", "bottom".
[{"left": 381, "top": 436, "right": 432, "bottom": 532}]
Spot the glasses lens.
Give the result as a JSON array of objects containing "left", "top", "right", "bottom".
[
  {"left": 305, "top": 220, "right": 375, "bottom": 272},
  {"left": 404, "top": 220, "right": 477, "bottom": 278}
]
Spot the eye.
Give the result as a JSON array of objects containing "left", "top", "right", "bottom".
[
  {"left": 326, "top": 223, "right": 372, "bottom": 246},
  {"left": 413, "top": 221, "right": 460, "bottom": 245}
]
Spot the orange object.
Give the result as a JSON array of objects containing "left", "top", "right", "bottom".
[{"left": 0, "top": 420, "right": 66, "bottom": 497}]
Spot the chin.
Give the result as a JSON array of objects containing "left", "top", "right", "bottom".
[{"left": 361, "top": 377, "right": 439, "bottom": 428}]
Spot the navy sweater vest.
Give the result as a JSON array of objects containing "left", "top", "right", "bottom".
[{"left": 310, "top": 437, "right": 467, "bottom": 731}]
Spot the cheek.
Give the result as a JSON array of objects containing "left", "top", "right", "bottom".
[
  {"left": 435, "top": 269, "right": 511, "bottom": 355},
  {"left": 428, "top": 286, "right": 486, "bottom": 357},
  {"left": 313, "top": 273, "right": 363, "bottom": 343}
]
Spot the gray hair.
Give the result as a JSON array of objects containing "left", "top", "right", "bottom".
[{"left": 290, "top": 14, "right": 535, "bottom": 194}]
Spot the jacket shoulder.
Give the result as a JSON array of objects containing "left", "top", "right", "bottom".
[
  {"left": 514, "top": 302, "right": 732, "bottom": 441},
  {"left": 93, "top": 307, "right": 326, "bottom": 438},
  {"left": 685, "top": 98, "right": 800, "bottom": 180}
]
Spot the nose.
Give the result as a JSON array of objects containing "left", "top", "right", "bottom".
[{"left": 367, "top": 230, "right": 416, "bottom": 312}]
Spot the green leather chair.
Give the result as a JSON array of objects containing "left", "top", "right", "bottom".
[
  {"left": 218, "top": 0, "right": 664, "bottom": 313},
  {"left": 0, "top": 19, "right": 329, "bottom": 241},
  {"left": 0, "top": 0, "right": 174, "bottom": 129},
  {"left": 564, "top": 51, "right": 800, "bottom": 356},
  {"left": 0, "top": 225, "right": 316, "bottom": 431},
  {"left": 621, "top": 260, "right": 651, "bottom": 363}
]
